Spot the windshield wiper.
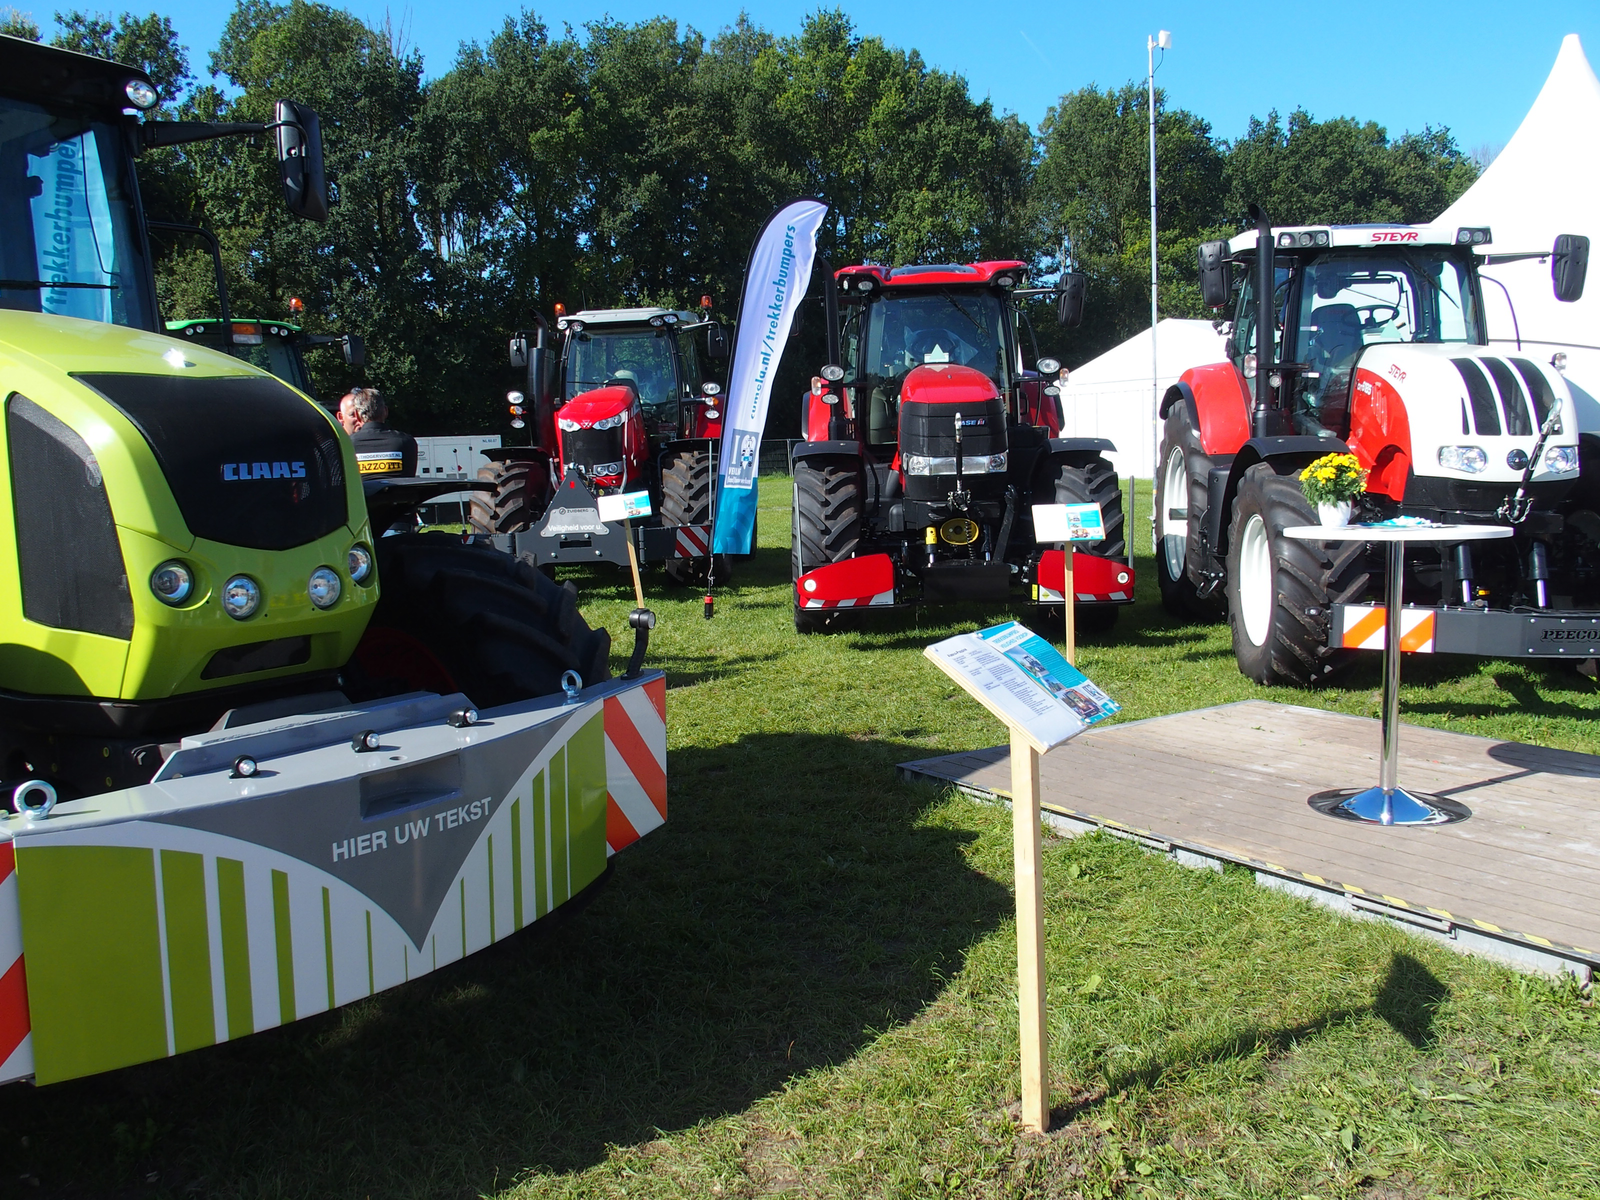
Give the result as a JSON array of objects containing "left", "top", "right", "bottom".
[
  {"left": 940, "top": 289, "right": 984, "bottom": 333},
  {"left": 0, "top": 279, "right": 116, "bottom": 290}
]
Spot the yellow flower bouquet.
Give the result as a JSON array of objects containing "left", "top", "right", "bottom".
[{"left": 1298, "top": 453, "right": 1367, "bottom": 506}]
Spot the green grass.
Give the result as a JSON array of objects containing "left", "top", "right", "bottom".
[{"left": 6, "top": 478, "right": 1600, "bottom": 1198}]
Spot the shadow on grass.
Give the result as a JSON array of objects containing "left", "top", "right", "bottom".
[
  {"left": 1051, "top": 951, "right": 1448, "bottom": 1125},
  {"left": 1, "top": 735, "right": 1009, "bottom": 1199}
]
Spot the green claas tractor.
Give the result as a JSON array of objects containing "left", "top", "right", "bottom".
[{"left": 0, "top": 36, "right": 667, "bottom": 1090}]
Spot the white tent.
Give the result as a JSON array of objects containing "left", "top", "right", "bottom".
[
  {"left": 1056, "top": 318, "right": 1228, "bottom": 478},
  {"left": 1437, "top": 34, "right": 1600, "bottom": 427}
]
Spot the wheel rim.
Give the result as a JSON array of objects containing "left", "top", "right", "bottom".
[
  {"left": 1237, "top": 513, "right": 1273, "bottom": 647},
  {"left": 1160, "top": 446, "right": 1187, "bottom": 580}
]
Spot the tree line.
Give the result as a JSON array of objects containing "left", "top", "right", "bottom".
[{"left": 3, "top": 3, "right": 1480, "bottom": 435}]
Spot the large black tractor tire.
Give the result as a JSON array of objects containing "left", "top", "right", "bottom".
[
  {"left": 1155, "top": 402, "right": 1222, "bottom": 619},
  {"left": 469, "top": 455, "right": 552, "bottom": 534},
  {"left": 1225, "top": 463, "right": 1368, "bottom": 687},
  {"left": 1033, "top": 452, "right": 1126, "bottom": 559},
  {"left": 791, "top": 455, "right": 863, "bottom": 634},
  {"left": 660, "top": 446, "right": 732, "bottom": 586},
  {"left": 351, "top": 533, "right": 611, "bottom": 708}
]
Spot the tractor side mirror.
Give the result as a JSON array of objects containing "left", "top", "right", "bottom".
[
  {"left": 1198, "top": 240, "right": 1233, "bottom": 309},
  {"left": 275, "top": 100, "right": 329, "bottom": 222},
  {"left": 1056, "top": 272, "right": 1087, "bottom": 328},
  {"left": 705, "top": 323, "right": 729, "bottom": 360},
  {"left": 341, "top": 333, "right": 365, "bottom": 368},
  {"left": 509, "top": 333, "right": 530, "bottom": 368},
  {"left": 1553, "top": 234, "right": 1589, "bottom": 303}
]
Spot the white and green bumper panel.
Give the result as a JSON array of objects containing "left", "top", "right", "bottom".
[{"left": 0, "top": 672, "right": 666, "bottom": 1086}]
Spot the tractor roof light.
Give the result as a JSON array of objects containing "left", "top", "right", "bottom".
[
  {"left": 1457, "top": 226, "right": 1492, "bottom": 246},
  {"left": 856, "top": 277, "right": 875, "bottom": 292},
  {"left": 124, "top": 79, "right": 159, "bottom": 109},
  {"left": 308, "top": 566, "right": 342, "bottom": 610},
  {"left": 150, "top": 561, "right": 193, "bottom": 606},
  {"left": 221, "top": 575, "right": 261, "bottom": 619},
  {"left": 1438, "top": 445, "right": 1488, "bottom": 474},
  {"left": 995, "top": 273, "right": 1017, "bottom": 289},
  {"left": 663, "top": 313, "right": 678, "bottom": 324},
  {"left": 649, "top": 315, "right": 666, "bottom": 327}
]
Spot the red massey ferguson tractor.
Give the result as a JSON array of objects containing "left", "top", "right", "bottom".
[
  {"left": 1157, "top": 206, "right": 1592, "bottom": 685},
  {"left": 472, "top": 304, "right": 731, "bottom": 583},
  {"left": 789, "top": 260, "right": 1135, "bottom": 633}
]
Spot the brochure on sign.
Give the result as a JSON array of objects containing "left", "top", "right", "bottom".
[
  {"left": 1032, "top": 502, "right": 1104, "bottom": 544},
  {"left": 597, "top": 491, "right": 653, "bottom": 522},
  {"left": 924, "top": 620, "right": 1120, "bottom": 750}
]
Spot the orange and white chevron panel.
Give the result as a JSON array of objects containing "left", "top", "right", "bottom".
[
  {"left": 0, "top": 842, "right": 33, "bottom": 1084},
  {"left": 603, "top": 675, "right": 667, "bottom": 853},
  {"left": 1341, "top": 605, "right": 1436, "bottom": 653}
]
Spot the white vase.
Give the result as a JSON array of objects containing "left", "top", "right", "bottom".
[{"left": 1318, "top": 500, "right": 1352, "bottom": 528}]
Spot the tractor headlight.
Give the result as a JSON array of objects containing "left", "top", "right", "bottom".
[
  {"left": 557, "top": 417, "right": 582, "bottom": 432},
  {"left": 221, "top": 575, "right": 261, "bottom": 619},
  {"left": 1544, "top": 445, "right": 1580, "bottom": 473},
  {"left": 904, "top": 454, "right": 932, "bottom": 475},
  {"left": 901, "top": 453, "right": 1007, "bottom": 476},
  {"left": 150, "top": 560, "right": 193, "bottom": 605},
  {"left": 348, "top": 543, "right": 374, "bottom": 584},
  {"left": 983, "top": 452, "right": 1008, "bottom": 473},
  {"left": 591, "top": 411, "right": 628, "bottom": 430},
  {"left": 1438, "top": 445, "right": 1488, "bottom": 473},
  {"left": 308, "top": 566, "right": 342, "bottom": 609}
]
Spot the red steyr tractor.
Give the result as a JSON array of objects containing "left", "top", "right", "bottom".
[
  {"left": 789, "top": 260, "right": 1135, "bottom": 632},
  {"left": 1158, "top": 206, "right": 1592, "bottom": 685},
  {"left": 474, "top": 304, "right": 731, "bottom": 582}
]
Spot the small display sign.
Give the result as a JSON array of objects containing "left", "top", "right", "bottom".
[
  {"left": 597, "top": 491, "right": 653, "bottom": 522},
  {"left": 1032, "top": 502, "right": 1103, "bottom": 543},
  {"left": 924, "top": 621, "right": 1120, "bottom": 751}
]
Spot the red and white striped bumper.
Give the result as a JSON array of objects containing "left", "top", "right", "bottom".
[
  {"left": 603, "top": 675, "right": 667, "bottom": 852},
  {"left": 1034, "top": 550, "right": 1136, "bottom": 604},
  {"left": 0, "top": 844, "right": 31, "bottom": 1083},
  {"left": 670, "top": 524, "right": 711, "bottom": 559},
  {"left": 796, "top": 553, "right": 898, "bottom": 609}
]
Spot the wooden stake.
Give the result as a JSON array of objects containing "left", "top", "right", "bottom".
[
  {"left": 1062, "top": 544, "right": 1076, "bottom": 666},
  {"left": 623, "top": 519, "right": 646, "bottom": 609},
  {"left": 1010, "top": 726, "right": 1049, "bottom": 1133}
]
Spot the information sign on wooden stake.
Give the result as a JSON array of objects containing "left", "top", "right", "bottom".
[
  {"left": 924, "top": 622, "right": 1120, "bottom": 1132},
  {"left": 1031, "top": 502, "right": 1104, "bottom": 666}
]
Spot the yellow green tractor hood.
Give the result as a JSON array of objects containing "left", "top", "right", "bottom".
[{"left": 0, "top": 310, "right": 375, "bottom": 701}]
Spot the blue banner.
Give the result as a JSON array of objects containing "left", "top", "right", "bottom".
[{"left": 711, "top": 198, "right": 830, "bottom": 556}]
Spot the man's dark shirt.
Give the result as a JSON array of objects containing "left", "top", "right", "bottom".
[{"left": 351, "top": 420, "right": 419, "bottom": 477}]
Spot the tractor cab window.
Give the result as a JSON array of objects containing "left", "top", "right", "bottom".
[
  {"left": 674, "top": 328, "right": 702, "bottom": 397},
  {"left": 847, "top": 289, "right": 1010, "bottom": 447},
  {"left": 1230, "top": 263, "right": 1292, "bottom": 370},
  {"left": 0, "top": 98, "right": 156, "bottom": 329},
  {"left": 566, "top": 328, "right": 679, "bottom": 416},
  {"left": 230, "top": 338, "right": 312, "bottom": 395},
  {"left": 1287, "top": 251, "right": 1480, "bottom": 436}
]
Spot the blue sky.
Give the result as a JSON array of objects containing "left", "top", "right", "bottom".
[{"left": 42, "top": 1, "right": 1599, "bottom": 153}]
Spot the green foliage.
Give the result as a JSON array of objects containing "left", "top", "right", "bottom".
[
  {"left": 35, "top": 4, "right": 1477, "bottom": 432},
  {"left": 0, "top": 6, "right": 39, "bottom": 39}
]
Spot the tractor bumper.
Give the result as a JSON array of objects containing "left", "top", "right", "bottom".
[
  {"left": 0, "top": 671, "right": 666, "bottom": 1087},
  {"left": 1331, "top": 604, "right": 1600, "bottom": 658},
  {"left": 1033, "top": 550, "right": 1137, "bottom": 606}
]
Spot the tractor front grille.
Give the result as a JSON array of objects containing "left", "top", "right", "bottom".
[{"left": 78, "top": 373, "right": 347, "bottom": 551}]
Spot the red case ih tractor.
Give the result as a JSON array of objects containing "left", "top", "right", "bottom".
[
  {"left": 790, "top": 261, "right": 1135, "bottom": 633},
  {"left": 475, "top": 305, "right": 731, "bottom": 582},
  {"left": 1157, "top": 206, "right": 1592, "bottom": 684}
]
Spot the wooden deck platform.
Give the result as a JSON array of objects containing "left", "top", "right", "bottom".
[{"left": 899, "top": 700, "right": 1600, "bottom": 980}]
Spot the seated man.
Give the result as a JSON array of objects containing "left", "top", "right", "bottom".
[{"left": 338, "top": 387, "right": 418, "bottom": 477}]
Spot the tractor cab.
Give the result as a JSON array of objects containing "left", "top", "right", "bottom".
[
  {"left": 1216, "top": 226, "right": 1490, "bottom": 441},
  {"left": 164, "top": 317, "right": 365, "bottom": 404}
]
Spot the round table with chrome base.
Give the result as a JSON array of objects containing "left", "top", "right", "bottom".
[{"left": 1283, "top": 522, "right": 1514, "bottom": 827}]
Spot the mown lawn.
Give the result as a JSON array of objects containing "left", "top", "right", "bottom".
[{"left": 5, "top": 477, "right": 1599, "bottom": 1199}]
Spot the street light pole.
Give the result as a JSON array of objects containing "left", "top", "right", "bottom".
[{"left": 1147, "top": 30, "right": 1170, "bottom": 547}]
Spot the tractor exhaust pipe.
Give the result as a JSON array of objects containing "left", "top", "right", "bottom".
[{"left": 1249, "top": 204, "right": 1274, "bottom": 439}]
